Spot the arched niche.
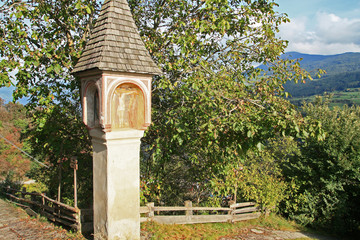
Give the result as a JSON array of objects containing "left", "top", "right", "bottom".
[
  {"left": 111, "top": 83, "right": 145, "bottom": 130},
  {"left": 85, "top": 83, "right": 100, "bottom": 128}
]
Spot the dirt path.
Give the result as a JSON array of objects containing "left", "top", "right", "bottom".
[
  {"left": 0, "top": 198, "right": 71, "bottom": 240},
  {"left": 218, "top": 227, "right": 340, "bottom": 240}
]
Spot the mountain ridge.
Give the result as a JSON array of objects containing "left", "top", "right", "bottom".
[
  {"left": 282, "top": 51, "right": 360, "bottom": 75},
  {"left": 278, "top": 52, "right": 360, "bottom": 99}
]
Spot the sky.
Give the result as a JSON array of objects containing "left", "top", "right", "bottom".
[{"left": 275, "top": 0, "right": 360, "bottom": 55}]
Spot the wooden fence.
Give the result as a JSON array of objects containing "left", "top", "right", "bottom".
[
  {"left": 76, "top": 200, "right": 261, "bottom": 234},
  {"left": 3, "top": 186, "right": 262, "bottom": 233},
  {"left": 3, "top": 186, "right": 81, "bottom": 232},
  {"left": 75, "top": 201, "right": 262, "bottom": 234},
  {"left": 140, "top": 201, "right": 261, "bottom": 224}
]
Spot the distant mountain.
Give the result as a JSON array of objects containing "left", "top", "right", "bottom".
[
  {"left": 282, "top": 52, "right": 360, "bottom": 76},
  {"left": 281, "top": 52, "right": 329, "bottom": 64},
  {"left": 281, "top": 52, "right": 360, "bottom": 98}
]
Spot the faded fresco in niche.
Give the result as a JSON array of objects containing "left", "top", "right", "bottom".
[{"left": 111, "top": 83, "right": 145, "bottom": 130}]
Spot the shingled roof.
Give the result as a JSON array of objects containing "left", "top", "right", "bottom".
[{"left": 72, "top": 0, "right": 161, "bottom": 75}]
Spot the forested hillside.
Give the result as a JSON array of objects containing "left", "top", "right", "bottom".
[
  {"left": 282, "top": 52, "right": 360, "bottom": 75},
  {"left": 280, "top": 52, "right": 360, "bottom": 105}
]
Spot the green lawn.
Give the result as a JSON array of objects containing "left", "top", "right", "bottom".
[{"left": 141, "top": 214, "right": 311, "bottom": 240}]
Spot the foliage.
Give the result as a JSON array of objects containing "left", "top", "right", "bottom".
[
  {"left": 140, "top": 176, "right": 162, "bottom": 205},
  {"left": 129, "top": 0, "right": 318, "bottom": 206},
  {"left": 0, "top": 0, "right": 99, "bottom": 207},
  {"left": 22, "top": 181, "right": 48, "bottom": 194},
  {"left": 210, "top": 138, "right": 293, "bottom": 211},
  {"left": 0, "top": 0, "right": 98, "bottom": 100},
  {"left": 281, "top": 97, "right": 360, "bottom": 236},
  {"left": 237, "top": 150, "right": 288, "bottom": 212},
  {"left": 1, "top": 0, "right": 326, "bottom": 216},
  {"left": 24, "top": 104, "right": 93, "bottom": 207},
  {"left": 0, "top": 98, "right": 31, "bottom": 181}
]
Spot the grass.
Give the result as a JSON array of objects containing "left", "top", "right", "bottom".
[
  {"left": 141, "top": 214, "right": 304, "bottom": 240},
  {"left": 66, "top": 230, "right": 87, "bottom": 240}
]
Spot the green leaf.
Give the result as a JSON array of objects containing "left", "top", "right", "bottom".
[
  {"left": 85, "top": 6, "right": 92, "bottom": 14},
  {"left": 46, "top": 65, "right": 53, "bottom": 73}
]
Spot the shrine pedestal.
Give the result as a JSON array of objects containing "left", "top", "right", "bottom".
[{"left": 90, "top": 129, "right": 144, "bottom": 240}]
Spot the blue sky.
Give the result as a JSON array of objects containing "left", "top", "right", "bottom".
[{"left": 275, "top": 0, "right": 360, "bottom": 54}]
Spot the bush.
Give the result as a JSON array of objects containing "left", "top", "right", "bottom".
[
  {"left": 210, "top": 141, "right": 291, "bottom": 211},
  {"left": 280, "top": 97, "right": 360, "bottom": 236}
]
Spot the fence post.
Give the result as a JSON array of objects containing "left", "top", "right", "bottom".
[
  {"left": 76, "top": 209, "right": 82, "bottom": 233},
  {"left": 229, "top": 202, "right": 236, "bottom": 223},
  {"left": 40, "top": 193, "right": 46, "bottom": 216},
  {"left": 21, "top": 187, "right": 26, "bottom": 199},
  {"left": 185, "top": 200, "right": 193, "bottom": 222},
  {"left": 264, "top": 207, "right": 270, "bottom": 217},
  {"left": 7, "top": 185, "right": 15, "bottom": 197},
  {"left": 6, "top": 186, "right": 10, "bottom": 197},
  {"left": 30, "top": 191, "right": 37, "bottom": 211},
  {"left": 146, "top": 202, "right": 154, "bottom": 220}
]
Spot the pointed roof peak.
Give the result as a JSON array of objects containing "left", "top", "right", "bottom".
[{"left": 72, "top": 0, "right": 161, "bottom": 75}]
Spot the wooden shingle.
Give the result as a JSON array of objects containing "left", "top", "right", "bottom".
[{"left": 72, "top": 0, "right": 161, "bottom": 75}]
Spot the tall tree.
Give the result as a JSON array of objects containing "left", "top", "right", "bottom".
[
  {"left": 0, "top": 0, "right": 98, "bottom": 206},
  {"left": 1, "top": 0, "right": 321, "bottom": 206},
  {"left": 129, "top": 0, "right": 320, "bottom": 204},
  {"left": 0, "top": 0, "right": 99, "bottom": 105}
]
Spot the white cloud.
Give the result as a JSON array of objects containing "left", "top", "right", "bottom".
[
  {"left": 279, "top": 17, "right": 311, "bottom": 42},
  {"left": 287, "top": 42, "right": 360, "bottom": 55},
  {"left": 316, "top": 12, "right": 360, "bottom": 44},
  {"left": 279, "top": 12, "right": 360, "bottom": 54}
]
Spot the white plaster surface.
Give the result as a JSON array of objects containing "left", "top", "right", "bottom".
[{"left": 90, "top": 129, "right": 143, "bottom": 240}]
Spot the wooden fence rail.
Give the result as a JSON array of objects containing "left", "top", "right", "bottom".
[
  {"left": 140, "top": 200, "right": 261, "bottom": 224},
  {"left": 3, "top": 186, "right": 262, "bottom": 233},
  {"left": 79, "top": 200, "right": 262, "bottom": 233},
  {"left": 3, "top": 186, "right": 81, "bottom": 232}
]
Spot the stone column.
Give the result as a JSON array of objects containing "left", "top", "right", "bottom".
[{"left": 91, "top": 129, "right": 143, "bottom": 240}]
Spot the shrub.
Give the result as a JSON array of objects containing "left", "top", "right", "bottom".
[
  {"left": 210, "top": 142, "right": 291, "bottom": 212},
  {"left": 281, "top": 97, "right": 360, "bottom": 236}
]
